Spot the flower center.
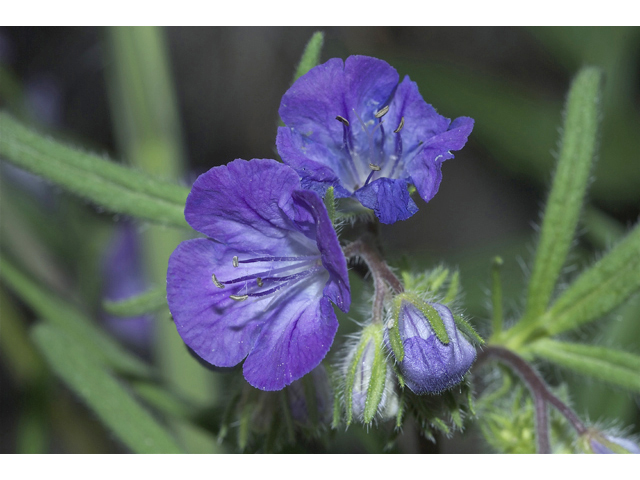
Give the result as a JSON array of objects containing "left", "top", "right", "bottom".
[
  {"left": 335, "top": 106, "right": 409, "bottom": 192},
  {"left": 212, "top": 254, "right": 323, "bottom": 303}
]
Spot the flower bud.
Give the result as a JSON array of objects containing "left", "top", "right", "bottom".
[
  {"left": 580, "top": 431, "right": 640, "bottom": 454},
  {"left": 345, "top": 324, "right": 398, "bottom": 424},
  {"left": 386, "top": 294, "right": 476, "bottom": 395}
]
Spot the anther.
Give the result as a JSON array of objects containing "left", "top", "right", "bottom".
[
  {"left": 211, "top": 273, "right": 225, "bottom": 289},
  {"left": 229, "top": 294, "right": 248, "bottom": 301},
  {"left": 394, "top": 117, "right": 405, "bottom": 133},
  {"left": 257, "top": 277, "right": 263, "bottom": 287},
  {"left": 374, "top": 105, "right": 389, "bottom": 118},
  {"left": 369, "top": 163, "right": 381, "bottom": 171},
  {"left": 335, "top": 115, "right": 349, "bottom": 126},
  {"left": 386, "top": 319, "right": 395, "bottom": 329},
  {"left": 232, "top": 256, "right": 239, "bottom": 267}
]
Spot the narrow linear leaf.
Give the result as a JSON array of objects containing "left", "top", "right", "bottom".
[
  {"left": 524, "top": 67, "right": 603, "bottom": 321},
  {"left": 293, "top": 31, "right": 324, "bottom": 82},
  {"left": 545, "top": 222, "right": 640, "bottom": 335},
  {"left": 0, "top": 113, "right": 189, "bottom": 228},
  {"left": 31, "top": 324, "right": 182, "bottom": 453},
  {"left": 531, "top": 338, "right": 640, "bottom": 393},
  {"left": 103, "top": 286, "right": 167, "bottom": 317},
  {"left": 0, "top": 256, "right": 153, "bottom": 378}
]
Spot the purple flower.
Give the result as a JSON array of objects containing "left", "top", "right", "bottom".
[
  {"left": 277, "top": 55, "right": 474, "bottom": 224},
  {"left": 102, "top": 223, "right": 152, "bottom": 351},
  {"left": 167, "top": 159, "right": 350, "bottom": 391},
  {"left": 387, "top": 299, "right": 476, "bottom": 394},
  {"left": 589, "top": 435, "right": 640, "bottom": 454}
]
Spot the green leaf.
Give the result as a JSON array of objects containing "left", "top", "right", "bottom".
[
  {"left": 31, "top": 324, "right": 182, "bottom": 453},
  {"left": 292, "top": 31, "right": 324, "bottom": 83},
  {"left": 0, "top": 256, "right": 152, "bottom": 378},
  {"left": 0, "top": 113, "right": 189, "bottom": 228},
  {"left": 524, "top": 67, "right": 603, "bottom": 321},
  {"left": 103, "top": 286, "right": 167, "bottom": 317},
  {"left": 545, "top": 222, "right": 640, "bottom": 336},
  {"left": 490, "top": 256, "right": 504, "bottom": 337},
  {"left": 530, "top": 339, "right": 640, "bottom": 393}
]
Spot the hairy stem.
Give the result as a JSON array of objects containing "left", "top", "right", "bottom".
[
  {"left": 477, "top": 346, "right": 587, "bottom": 453},
  {"left": 343, "top": 238, "right": 403, "bottom": 324}
]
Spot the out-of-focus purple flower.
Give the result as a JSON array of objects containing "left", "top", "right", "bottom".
[
  {"left": 588, "top": 434, "right": 640, "bottom": 454},
  {"left": 167, "top": 159, "right": 350, "bottom": 391},
  {"left": 387, "top": 298, "right": 475, "bottom": 394},
  {"left": 102, "top": 223, "right": 152, "bottom": 351},
  {"left": 277, "top": 55, "right": 473, "bottom": 224},
  {"left": 287, "top": 365, "right": 333, "bottom": 425}
]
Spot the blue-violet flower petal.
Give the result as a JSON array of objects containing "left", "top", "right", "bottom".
[
  {"left": 277, "top": 55, "right": 474, "bottom": 224},
  {"left": 167, "top": 159, "right": 350, "bottom": 391}
]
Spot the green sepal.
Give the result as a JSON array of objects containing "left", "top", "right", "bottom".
[
  {"left": 323, "top": 186, "right": 337, "bottom": 226},
  {"left": 344, "top": 331, "right": 369, "bottom": 426},
  {"left": 102, "top": 285, "right": 167, "bottom": 317},
  {"left": 399, "top": 293, "right": 449, "bottom": 345},
  {"left": 430, "top": 416, "right": 451, "bottom": 436},
  {"left": 443, "top": 270, "right": 460, "bottom": 304},
  {"left": 387, "top": 297, "right": 405, "bottom": 361},
  {"left": 363, "top": 326, "right": 387, "bottom": 424},
  {"left": 466, "top": 386, "right": 477, "bottom": 417},
  {"left": 391, "top": 361, "right": 406, "bottom": 390},
  {"left": 292, "top": 31, "right": 324, "bottom": 83},
  {"left": 237, "top": 388, "right": 257, "bottom": 451},
  {"left": 454, "top": 314, "right": 485, "bottom": 346},
  {"left": 395, "top": 389, "right": 406, "bottom": 429},
  {"left": 444, "top": 391, "right": 464, "bottom": 429}
]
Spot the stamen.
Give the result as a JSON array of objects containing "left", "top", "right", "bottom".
[
  {"left": 335, "top": 115, "right": 349, "bottom": 126},
  {"left": 229, "top": 294, "right": 248, "bottom": 301},
  {"left": 369, "top": 163, "right": 381, "bottom": 171},
  {"left": 257, "top": 277, "right": 263, "bottom": 287},
  {"left": 237, "top": 255, "right": 319, "bottom": 264},
  {"left": 211, "top": 273, "right": 225, "bottom": 289},
  {"left": 374, "top": 105, "right": 389, "bottom": 118},
  {"left": 232, "top": 256, "right": 239, "bottom": 267},
  {"left": 246, "top": 267, "right": 321, "bottom": 298},
  {"left": 386, "top": 319, "right": 395, "bottom": 329},
  {"left": 394, "top": 117, "right": 405, "bottom": 133}
]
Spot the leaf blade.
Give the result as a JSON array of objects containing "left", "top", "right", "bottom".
[
  {"left": 524, "top": 67, "right": 603, "bottom": 321},
  {"left": 31, "top": 324, "right": 183, "bottom": 453},
  {"left": 531, "top": 338, "right": 640, "bottom": 393},
  {"left": 0, "top": 113, "right": 189, "bottom": 228}
]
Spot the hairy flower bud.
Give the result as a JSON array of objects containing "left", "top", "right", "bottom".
[
  {"left": 345, "top": 324, "right": 398, "bottom": 424},
  {"left": 386, "top": 294, "right": 476, "bottom": 394}
]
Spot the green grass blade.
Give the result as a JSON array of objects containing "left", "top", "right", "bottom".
[
  {"left": 544, "top": 222, "right": 640, "bottom": 336},
  {"left": 530, "top": 338, "right": 640, "bottom": 393},
  {"left": 524, "top": 67, "right": 603, "bottom": 322},
  {"left": 293, "top": 31, "right": 324, "bottom": 82},
  {"left": 103, "top": 286, "right": 167, "bottom": 317},
  {"left": 0, "top": 113, "right": 189, "bottom": 228},
  {"left": 31, "top": 324, "right": 183, "bottom": 453},
  {"left": 0, "top": 256, "right": 153, "bottom": 378}
]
